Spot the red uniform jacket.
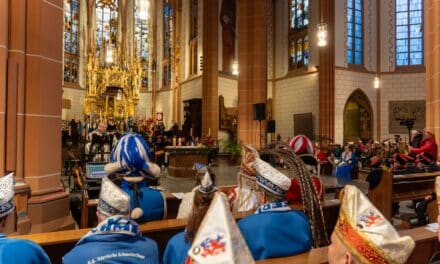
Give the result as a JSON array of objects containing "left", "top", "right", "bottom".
[
  {"left": 411, "top": 137, "right": 438, "bottom": 160},
  {"left": 286, "top": 177, "right": 323, "bottom": 205}
]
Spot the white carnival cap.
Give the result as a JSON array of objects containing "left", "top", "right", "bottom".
[
  {"left": 335, "top": 185, "right": 415, "bottom": 264},
  {"left": 187, "top": 193, "right": 255, "bottom": 264},
  {"left": 199, "top": 172, "right": 217, "bottom": 194},
  {"left": 97, "top": 177, "right": 131, "bottom": 217},
  {"left": 0, "top": 173, "right": 14, "bottom": 218},
  {"left": 252, "top": 158, "right": 291, "bottom": 196}
]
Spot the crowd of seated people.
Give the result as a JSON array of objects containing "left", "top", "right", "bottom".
[{"left": 6, "top": 131, "right": 440, "bottom": 263}]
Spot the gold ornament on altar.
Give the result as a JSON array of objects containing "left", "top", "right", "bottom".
[{"left": 84, "top": 48, "right": 141, "bottom": 120}]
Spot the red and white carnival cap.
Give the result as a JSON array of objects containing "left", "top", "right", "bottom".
[{"left": 289, "top": 135, "right": 314, "bottom": 155}]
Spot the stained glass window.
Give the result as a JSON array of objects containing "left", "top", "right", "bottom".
[
  {"left": 64, "top": 0, "right": 80, "bottom": 83},
  {"left": 96, "top": 0, "right": 118, "bottom": 53},
  {"left": 347, "top": 0, "right": 363, "bottom": 65},
  {"left": 189, "top": 0, "right": 198, "bottom": 75},
  {"left": 135, "top": 3, "right": 150, "bottom": 87},
  {"left": 163, "top": 3, "right": 173, "bottom": 87},
  {"left": 290, "top": 0, "right": 309, "bottom": 31},
  {"left": 289, "top": 0, "right": 309, "bottom": 70},
  {"left": 395, "top": 0, "right": 423, "bottom": 66}
]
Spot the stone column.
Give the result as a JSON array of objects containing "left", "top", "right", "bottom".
[
  {"left": 151, "top": 0, "right": 158, "bottom": 117},
  {"left": 237, "top": 0, "right": 268, "bottom": 148},
  {"left": 425, "top": 0, "right": 440, "bottom": 159},
  {"left": 24, "top": 0, "right": 74, "bottom": 233},
  {"left": 318, "top": 0, "right": 335, "bottom": 140},
  {"left": 5, "top": 0, "right": 32, "bottom": 234},
  {"left": 0, "top": 0, "right": 7, "bottom": 174},
  {"left": 202, "top": 0, "right": 219, "bottom": 138}
]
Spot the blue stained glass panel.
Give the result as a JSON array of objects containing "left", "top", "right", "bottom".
[
  {"left": 348, "top": 51, "right": 354, "bottom": 64},
  {"left": 395, "top": 0, "right": 423, "bottom": 66},
  {"left": 410, "top": 24, "right": 422, "bottom": 38},
  {"left": 347, "top": 0, "right": 362, "bottom": 65},
  {"left": 396, "top": 12, "right": 408, "bottom": 25},
  {"left": 355, "top": 52, "right": 362, "bottom": 64},
  {"left": 355, "top": 24, "right": 362, "bottom": 37},
  {"left": 396, "top": 25, "right": 408, "bottom": 39},
  {"left": 410, "top": 0, "right": 422, "bottom": 10},
  {"left": 355, "top": 11, "right": 362, "bottom": 23},
  {"left": 396, "top": 0, "right": 408, "bottom": 11}
]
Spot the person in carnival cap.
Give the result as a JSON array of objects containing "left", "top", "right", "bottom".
[
  {"left": 163, "top": 171, "right": 218, "bottom": 264},
  {"left": 186, "top": 192, "right": 255, "bottom": 264},
  {"left": 228, "top": 144, "right": 260, "bottom": 213},
  {"left": 238, "top": 158, "right": 312, "bottom": 260},
  {"left": 328, "top": 185, "right": 415, "bottom": 264},
  {"left": 0, "top": 173, "right": 51, "bottom": 264},
  {"left": 104, "top": 133, "right": 166, "bottom": 222},
  {"left": 287, "top": 135, "right": 324, "bottom": 204},
  {"left": 63, "top": 177, "right": 160, "bottom": 264},
  {"left": 176, "top": 163, "right": 213, "bottom": 219}
]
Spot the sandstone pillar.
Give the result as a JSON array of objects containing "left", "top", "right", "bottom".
[
  {"left": 318, "top": 0, "right": 335, "bottom": 140},
  {"left": 425, "top": 0, "right": 440, "bottom": 159},
  {"left": 24, "top": 0, "right": 74, "bottom": 233},
  {"left": 237, "top": 0, "right": 268, "bottom": 148},
  {"left": 202, "top": 0, "right": 219, "bottom": 138}
]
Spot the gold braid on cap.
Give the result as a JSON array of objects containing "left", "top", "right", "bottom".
[
  {"left": 335, "top": 212, "right": 391, "bottom": 264},
  {"left": 260, "top": 142, "right": 329, "bottom": 247}
]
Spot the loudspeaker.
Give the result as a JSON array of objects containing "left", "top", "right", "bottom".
[
  {"left": 267, "top": 120, "right": 276, "bottom": 133},
  {"left": 253, "top": 103, "right": 266, "bottom": 121}
]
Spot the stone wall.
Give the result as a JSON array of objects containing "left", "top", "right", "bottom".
[
  {"left": 274, "top": 72, "right": 320, "bottom": 141},
  {"left": 61, "top": 87, "right": 86, "bottom": 120},
  {"left": 155, "top": 90, "right": 173, "bottom": 128}
]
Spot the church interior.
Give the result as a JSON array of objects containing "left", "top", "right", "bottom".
[{"left": 1, "top": 0, "right": 440, "bottom": 263}]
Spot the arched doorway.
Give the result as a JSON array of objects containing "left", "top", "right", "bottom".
[{"left": 343, "top": 89, "right": 373, "bottom": 143}]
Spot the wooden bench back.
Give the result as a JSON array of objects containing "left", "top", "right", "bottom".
[
  {"left": 368, "top": 170, "right": 440, "bottom": 220},
  {"left": 257, "top": 226, "right": 440, "bottom": 264},
  {"left": 14, "top": 201, "right": 340, "bottom": 263}
]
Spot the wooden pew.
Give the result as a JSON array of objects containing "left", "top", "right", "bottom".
[
  {"left": 257, "top": 226, "right": 440, "bottom": 264},
  {"left": 368, "top": 170, "right": 440, "bottom": 220},
  {"left": 14, "top": 201, "right": 340, "bottom": 263},
  {"left": 81, "top": 191, "right": 182, "bottom": 228}
]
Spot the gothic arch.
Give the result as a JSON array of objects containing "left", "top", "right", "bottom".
[{"left": 343, "top": 89, "right": 373, "bottom": 143}]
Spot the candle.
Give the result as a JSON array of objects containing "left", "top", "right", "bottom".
[
  {"left": 178, "top": 137, "right": 182, "bottom": 146},
  {"left": 208, "top": 128, "right": 211, "bottom": 137},
  {"left": 173, "top": 137, "right": 177, "bottom": 146},
  {"left": 190, "top": 127, "right": 193, "bottom": 137}
]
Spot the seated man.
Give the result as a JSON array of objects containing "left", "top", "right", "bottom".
[
  {"left": 328, "top": 185, "right": 415, "bottom": 264},
  {"left": 105, "top": 133, "right": 166, "bottom": 222},
  {"left": 409, "top": 129, "right": 438, "bottom": 165},
  {"left": 63, "top": 177, "right": 160, "bottom": 264},
  {"left": 0, "top": 173, "right": 51, "bottom": 264},
  {"left": 238, "top": 158, "right": 312, "bottom": 261}
]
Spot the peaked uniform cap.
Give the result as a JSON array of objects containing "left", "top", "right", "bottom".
[
  {"left": 199, "top": 172, "right": 217, "bottom": 194},
  {"left": 97, "top": 177, "right": 131, "bottom": 217},
  {"left": 188, "top": 193, "right": 255, "bottom": 264},
  {"left": 253, "top": 158, "right": 291, "bottom": 196},
  {"left": 335, "top": 185, "right": 415, "bottom": 264},
  {"left": 0, "top": 173, "right": 14, "bottom": 218}
]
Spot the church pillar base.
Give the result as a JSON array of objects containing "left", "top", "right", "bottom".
[{"left": 28, "top": 190, "right": 75, "bottom": 233}]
